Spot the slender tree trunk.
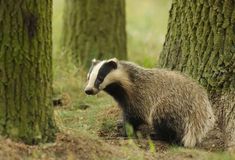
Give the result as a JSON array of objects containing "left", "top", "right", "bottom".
[
  {"left": 0, "top": 0, "right": 57, "bottom": 144},
  {"left": 159, "top": 0, "right": 235, "bottom": 149},
  {"left": 61, "top": 0, "right": 127, "bottom": 67}
]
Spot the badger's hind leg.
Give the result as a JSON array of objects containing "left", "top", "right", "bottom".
[
  {"left": 182, "top": 106, "right": 215, "bottom": 147},
  {"left": 153, "top": 121, "right": 199, "bottom": 147},
  {"left": 153, "top": 118, "right": 182, "bottom": 144},
  {"left": 181, "top": 120, "right": 207, "bottom": 148},
  {"left": 181, "top": 125, "right": 198, "bottom": 147}
]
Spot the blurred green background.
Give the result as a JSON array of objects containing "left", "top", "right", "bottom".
[{"left": 52, "top": 0, "right": 172, "bottom": 67}]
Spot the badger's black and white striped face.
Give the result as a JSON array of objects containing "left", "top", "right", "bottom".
[{"left": 84, "top": 58, "right": 118, "bottom": 95}]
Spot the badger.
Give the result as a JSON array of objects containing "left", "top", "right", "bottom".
[{"left": 84, "top": 58, "right": 215, "bottom": 147}]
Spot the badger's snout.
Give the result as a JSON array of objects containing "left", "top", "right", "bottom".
[
  {"left": 84, "top": 87, "right": 98, "bottom": 95},
  {"left": 84, "top": 88, "right": 94, "bottom": 95}
]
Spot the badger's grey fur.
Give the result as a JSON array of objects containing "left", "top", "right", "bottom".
[{"left": 85, "top": 58, "right": 215, "bottom": 147}]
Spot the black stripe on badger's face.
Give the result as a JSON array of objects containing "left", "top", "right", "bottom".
[
  {"left": 85, "top": 59, "right": 117, "bottom": 95},
  {"left": 94, "top": 62, "right": 117, "bottom": 88}
]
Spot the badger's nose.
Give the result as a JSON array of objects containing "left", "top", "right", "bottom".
[{"left": 84, "top": 88, "right": 94, "bottom": 95}]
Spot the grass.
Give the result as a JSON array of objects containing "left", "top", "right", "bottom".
[{"left": 168, "top": 147, "right": 235, "bottom": 160}]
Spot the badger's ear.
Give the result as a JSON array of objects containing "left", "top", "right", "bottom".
[
  {"left": 91, "top": 58, "right": 100, "bottom": 65},
  {"left": 106, "top": 58, "right": 118, "bottom": 69}
]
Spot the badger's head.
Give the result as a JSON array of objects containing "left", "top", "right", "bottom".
[{"left": 84, "top": 58, "right": 120, "bottom": 95}]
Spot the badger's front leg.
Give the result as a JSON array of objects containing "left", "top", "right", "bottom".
[
  {"left": 116, "top": 113, "right": 126, "bottom": 136},
  {"left": 117, "top": 112, "right": 144, "bottom": 137}
]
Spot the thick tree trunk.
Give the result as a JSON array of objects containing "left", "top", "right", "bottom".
[
  {"left": 159, "top": 0, "right": 235, "bottom": 149},
  {"left": 61, "top": 0, "right": 127, "bottom": 67},
  {"left": 0, "top": 0, "right": 57, "bottom": 144}
]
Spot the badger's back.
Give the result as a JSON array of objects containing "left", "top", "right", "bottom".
[{"left": 120, "top": 61, "right": 209, "bottom": 107}]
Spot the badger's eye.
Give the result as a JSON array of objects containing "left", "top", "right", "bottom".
[{"left": 97, "top": 76, "right": 103, "bottom": 83}]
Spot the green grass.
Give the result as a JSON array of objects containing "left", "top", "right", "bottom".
[
  {"left": 169, "top": 147, "right": 235, "bottom": 160},
  {"left": 52, "top": 55, "right": 115, "bottom": 136}
]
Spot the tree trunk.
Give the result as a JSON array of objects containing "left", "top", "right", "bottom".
[
  {"left": 61, "top": 0, "right": 127, "bottom": 67},
  {"left": 0, "top": 0, "right": 57, "bottom": 144},
  {"left": 159, "top": 0, "right": 235, "bottom": 149}
]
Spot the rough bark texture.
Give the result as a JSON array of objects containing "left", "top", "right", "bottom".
[
  {"left": 61, "top": 0, "right": 127, "bottom": 67},
  {"left": 0, "top": 0, "right": 57, "bottom": 144},
  {"left": 159, "top": 0, "right": 235, "bottom": 149}
]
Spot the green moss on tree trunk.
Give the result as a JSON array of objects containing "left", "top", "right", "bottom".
[
  {"left": 0, "top": 0, "right": 57, "bottom": 144},
  {"left": 159, "top": 0, "right": 235, "bottom": 149},
  {"left": 61, "top": 0, "right": 127, "bottom": 67}
]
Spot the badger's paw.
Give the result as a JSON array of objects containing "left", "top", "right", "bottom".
[{"left": 182, "top": 132, "right": 197, "bottom": 148}]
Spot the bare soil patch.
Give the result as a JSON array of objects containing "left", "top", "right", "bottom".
[{"left": 0, "top": 133, "right": 124, "bottom": 160}]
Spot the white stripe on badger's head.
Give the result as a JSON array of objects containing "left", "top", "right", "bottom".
[
  {"left": 85, "top": 58, "right": 119, "bottom": 95},
  {"left": 86, "top": 58, "right": 101, "bottom": 80}
]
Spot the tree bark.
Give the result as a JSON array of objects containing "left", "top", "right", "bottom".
[
  {"left": 61, "top": 0, "right": 127, "bottom": 67},
  {"left": 159, "top": 0, "right": 235, "bottom": 149},
  {"left": 0, "top": 0, "right": 57, "bottom": 144}
]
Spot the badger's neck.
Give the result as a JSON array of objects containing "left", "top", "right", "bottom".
[
  {"left": 103, "top": 82, "right": 130, "bottom": 108},
  {"left": 103, "top": 62, "right": 134, "bottom": 109}
]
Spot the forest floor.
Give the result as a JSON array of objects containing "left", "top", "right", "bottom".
[
  {"left": 1, "top": 59, "right": 234, "bottom": 160},
  {"left": 1, "top": 101, "right": 234, "bottom": 160}
]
